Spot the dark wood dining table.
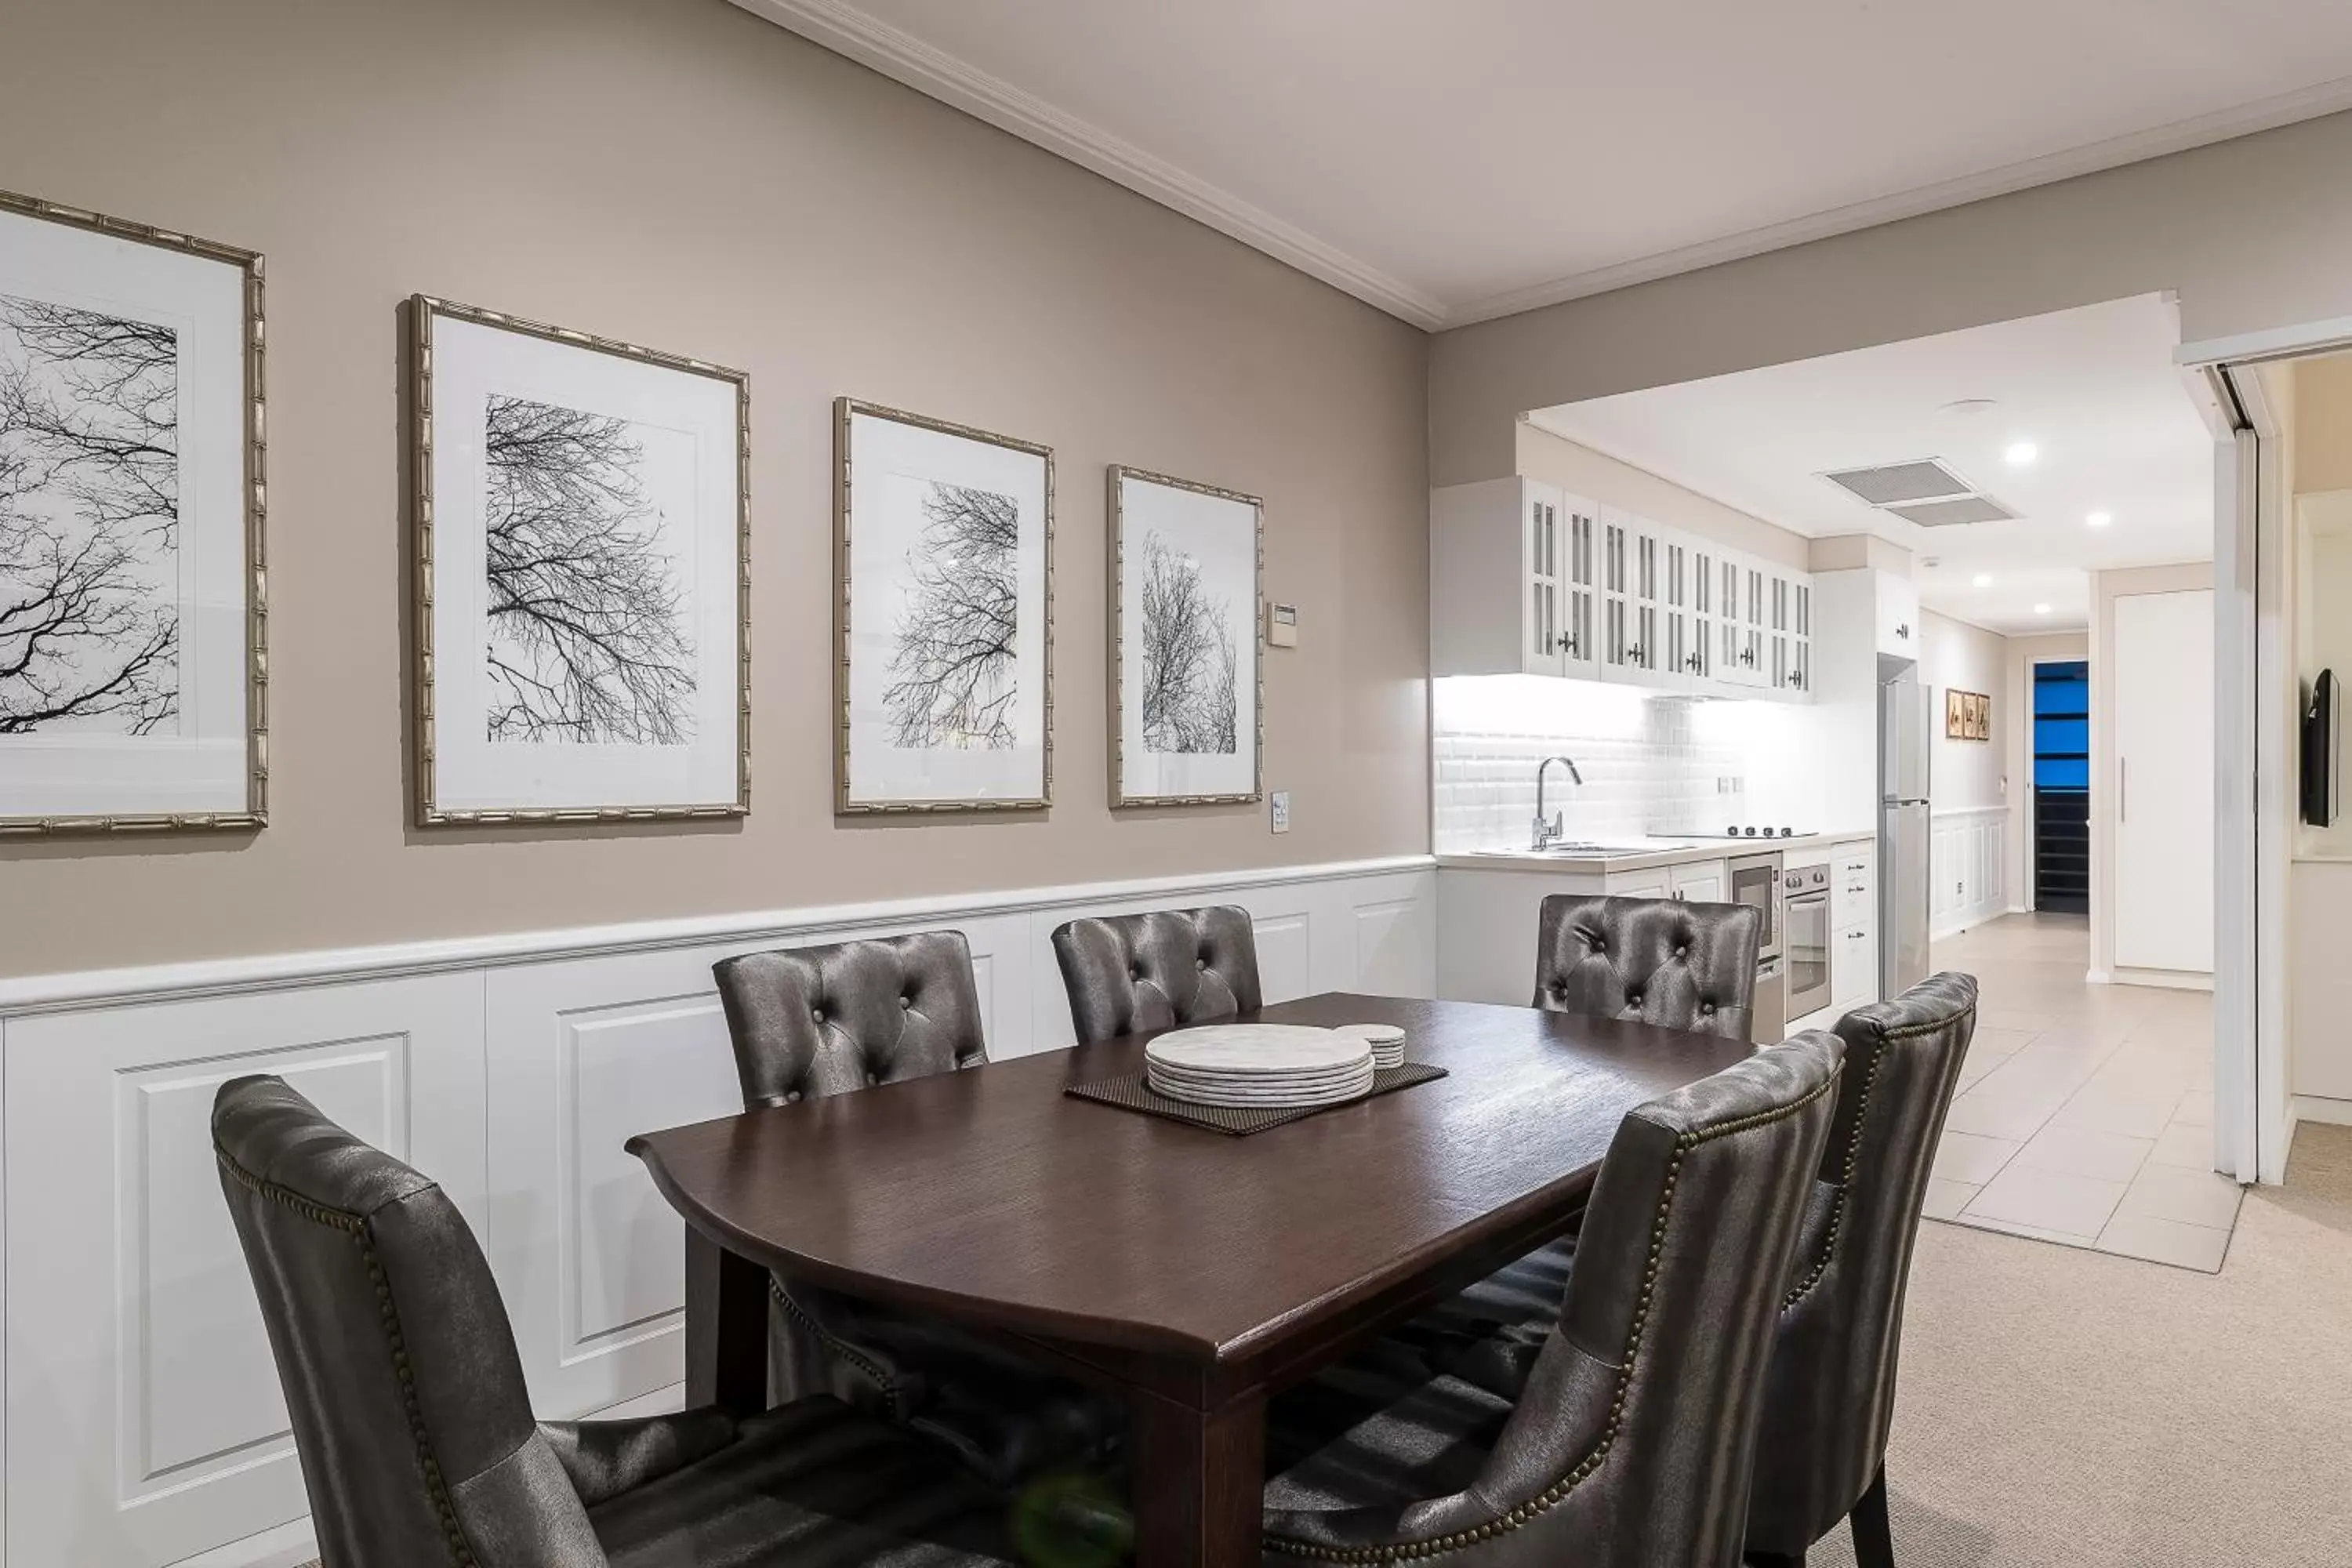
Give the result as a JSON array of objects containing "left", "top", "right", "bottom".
[{"left": 626, "top": 992, "right": 1752, "bottom": 1566}]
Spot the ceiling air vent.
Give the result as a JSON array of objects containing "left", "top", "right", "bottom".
[
  {"left": 1818, "top": 457, "right": 2016, "bottom": 529},
  {"left": 1821, "top": 460, "right": 1973, "bottom": 506},
  {"left": 1886, "top": 495, "right": 2018, "bottom": 528}
]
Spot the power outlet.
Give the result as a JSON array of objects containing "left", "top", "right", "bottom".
[{"left": 1270, "top": 790, "right": 1291, "bottom": 834}]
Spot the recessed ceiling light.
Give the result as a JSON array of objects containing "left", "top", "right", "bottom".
[
  {"left": 2086, "top": 510, "right": 2113, "bottom": 528},
  {"left": 2004, "top": 441, "right": 2038, "bottom": 466},
  {"left": 2034, "top": 603, "right": 2053, "bottom": 615},
  {"left": 1972, "top": 573, "right": 1993, "bottom": 588},
  {"left": 1941, "top": 398, "right": 1999, "bottom": 418}
]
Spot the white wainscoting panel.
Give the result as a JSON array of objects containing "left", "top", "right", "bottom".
[
  {"left": 0, "top": 856, "right": 1432, "bottom": 1568},
  {"left": 3, "top": 975, "right": 485, "bottom": 1568},
  {"left": 1930, "top": 807, "right": 2009, "bottom": 939}
]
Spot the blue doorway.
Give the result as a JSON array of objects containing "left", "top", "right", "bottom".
[{"left": 2032, "top": 659, "right": 2089, "bottom": 913}]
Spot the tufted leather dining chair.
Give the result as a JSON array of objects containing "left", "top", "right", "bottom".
[
  {"left": 712, "top": 931, "right": 1119, "bottom": 1487},
  {"left": 1261, "top": 1033, "right": 1844, "bottom": 1568},
  {"left": 1534, "top": 894, "right": 1762, "bottom": 1044},
  {"left": 212, "top": 1075, "right": 1025, "bottom": 1568},
  {"left": 1744, "top": 972, "right": 1979, "bottom": 1568},
  {"left": 1051, "top": 905, "right": 1263, "bottom": 1045}
]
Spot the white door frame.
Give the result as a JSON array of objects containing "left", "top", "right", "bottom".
[
  {"left": 2180, "top": 321, "right": 2321, "bottom": 1185},
  {"left": 2022, "top": 652, "right": 2092, "bottom": 916}
]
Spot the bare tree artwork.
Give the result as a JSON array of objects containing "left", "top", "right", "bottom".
[
  {"left": 482, "top": 394, "right": 695, "bottom": 746},
  {"left": 884, "top": 481, "right": 1020, "bottom": 749},
  {"left": 1138, "top": 530, "right": 1237, "bottom": 755},
  {"left": 0, "top": 292, "right": 181, "bottom": 735}
]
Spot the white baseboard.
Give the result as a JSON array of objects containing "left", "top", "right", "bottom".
[
  {"left": 166, "top": 1520, "right": 315, "bottom": 1568},
  {"left": 2086, "top": 969, "right": 2113, "bottom": 985},
  {"left": 2112, "top": 965, "right": 2216, "bottom": 993},
  {"left": 2292, "top": 1094, "right": 2352, "bottom": 1127}
]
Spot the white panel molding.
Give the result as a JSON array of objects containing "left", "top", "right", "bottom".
[
  {"left": 1929, "top": 805, "right": 2007, "bottom": 940},
  {"left": 4, "top": 858, "right": 1432, "bottom": 1566},
  {"left": 2292, "top": 1094, "right": 2352, "bottom": 1128},
  {"left": 722, "top": 0, "right": 1448, "bottom": 329},
  {"left": 0, "top": 854, "right": 1435, "bottom": 1018}
]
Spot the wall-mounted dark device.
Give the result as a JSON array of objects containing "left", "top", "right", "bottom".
[{"left": 2303, "top": 668, "right": 2339, "bottom": 828}]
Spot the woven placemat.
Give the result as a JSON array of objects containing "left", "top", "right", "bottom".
[{"left": 1064, "top": 1061, "right": 1448, "bottom": 1137}]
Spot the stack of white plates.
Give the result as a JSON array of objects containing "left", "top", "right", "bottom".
[
  {"left": 1144, "top": 1024, "right": 1374, "bottom": 1109},
  {"left": 1331, "top": 1022, "right": 1406, "bottom": 1070}
]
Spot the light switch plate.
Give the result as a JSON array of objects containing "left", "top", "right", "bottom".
[{"left": 1270, "top": 790, "right": 1290, "bottom": 833}]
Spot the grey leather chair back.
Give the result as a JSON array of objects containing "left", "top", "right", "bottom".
[
  {"left": 1264, "top": 1033, "right": 1842, "bottom": 1567},
  {"left": 215, "top": 1075, "right": 609, "bottom": 1568},
  {"left": 713, "top": 931, "right": 987, "bottom": 1109},
  {"left": 1051, "top": 905, "right": 1262, "bottom": 1044},
  {"left": 1534, "top": 894, "right": 1761, "bottom": 1043},
  {"left": 1744, "top": 972, "right": 1978, "bottom": 1560}
]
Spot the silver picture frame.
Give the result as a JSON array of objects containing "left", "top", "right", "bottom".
[
  {"left": 835, "top": 397, "right": 1055, "bottom": 814},
  {"left": 0, "top": 187, "right": 268, "bottom": 837},
  {"left": 1109, "top": 465, "right": 1264, "bottom": 808},
  {"left": 408, "top": 295, "right": 751, "bottom": 826}
]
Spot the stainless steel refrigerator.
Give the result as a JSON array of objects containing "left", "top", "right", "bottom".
[{"left": 1880, "top": 672, "right": 1933, "bottom": 995}]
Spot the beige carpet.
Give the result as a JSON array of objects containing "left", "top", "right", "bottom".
[{"left": 1809, "top": 1121, "right": 2352, "bottom": 1566}]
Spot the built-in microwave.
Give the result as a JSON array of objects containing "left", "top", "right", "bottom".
[{"left": 1728, "top": 850, "right": 1785, "bottom": 1040}]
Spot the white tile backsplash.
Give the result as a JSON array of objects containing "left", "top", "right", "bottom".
[{"left": 1432, "top": 675, "right": 1815, "bottom": 852}]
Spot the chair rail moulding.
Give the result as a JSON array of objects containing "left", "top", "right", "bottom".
[{"left": 0, "top": 853, "right": 1436, "bottom": 1017}]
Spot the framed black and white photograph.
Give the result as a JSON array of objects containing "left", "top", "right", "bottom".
[
  {"left": 411, "top": 296, "right": 748, "bottom": 825},
  {"left": 1110, "top": 466, "right": 1262, "bottom": 807},
  {"left": 0, "top": 190, "right": 266, "bottom": 836},
  {"left": 837, "top": 399, "right": 1052, "bottom": 812}
]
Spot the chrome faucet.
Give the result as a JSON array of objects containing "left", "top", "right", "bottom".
[{"left": 1531, "top": 755, "right": 1584, "bottom": 851}]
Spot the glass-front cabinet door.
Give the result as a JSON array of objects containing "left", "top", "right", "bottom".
[
  {"left": 1563, "top": 499, "right": 1599, "bottom": 681},
  {"left": 1791, "top": 577, "right": 1812, "bottom": 695},
  {"left": 1686, "top": 543, "right": 1715, "bottom": 684},
  {"left": 1521, "top": 482, "right": 1566, "bottom": 677},
  {"left": 1599, "top": 508, "right": 1634, "bottom": 679}
]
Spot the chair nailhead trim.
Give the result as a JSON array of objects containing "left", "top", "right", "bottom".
[
  {"left": 768, "top": 1276, "right": 906, "bottom": 1418},
  {"left": 1780, "top": 1000, "right": 1976, "bottom": 1312},
  {"left": 215, "top": 1145, "right": 482, "bottom": 1568},
  {"left": 1265, "top": 1065, "right": 1843, "bottom": 1563}
]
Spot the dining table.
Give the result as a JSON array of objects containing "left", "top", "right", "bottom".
[{"left": 626, "top": 991, "right": 1755, "bottom": 1566}]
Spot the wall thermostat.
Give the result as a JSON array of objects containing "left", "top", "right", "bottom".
[{"left": 1265, "top": 602, "right": 1299, "bottom": 648}]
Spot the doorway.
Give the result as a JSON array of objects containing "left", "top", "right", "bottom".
[{"left": 2031, "top": 658, "right": 2090, "bottom": 913}]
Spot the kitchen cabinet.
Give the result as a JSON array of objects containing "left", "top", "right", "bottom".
[
  {"left": 1876, "top": 572, "right": 1919, "bottom": 661},
  {"left": 1668, "top": 858, "right": 1726, "bottom": 905},
  {"left": 1430, "top": 479, "right": 1811, "bottom": 701},
  {"left": 1430, "top": 477, "right": 1599, "bottom": 680},
  {"left": 1831, "top": 844, "right": 1878, "bottom": 1007}
]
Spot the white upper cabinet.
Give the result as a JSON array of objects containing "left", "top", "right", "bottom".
[
  {"left": 1430, "top": 478, "right": 1809, "bottom": 701},
  {"left": 1876, "top": 570, "right": 1920, "bottom": 661}
]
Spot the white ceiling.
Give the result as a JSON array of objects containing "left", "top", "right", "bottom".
[
  {"left": 1527, "top": 294, "right": 2214, "bottom": 635},
  {"left": 734, "top": 0, "right": 2352, "bottom": 328}
]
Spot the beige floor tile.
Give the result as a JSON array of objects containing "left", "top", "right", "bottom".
[
  {"left": 2147, "top": 1120, "right": 2216, "bottom": 1171},
  {"left": 1956, "top": 1212, "right": 2103, "bottom": 1248},
  {"left": 2114, "top": 1163, "right": 2244, "bottom": 1230},
  {"left": 2013, "top": 1124, "right": 2155, "bottom": 1183},
  {"left": 1922, "top": 1178, "right": 1979, "bottom": 1221},
  {"left": 1963, "top": 1164, "right": 2127, "bottom": 1239},
  {"left": 2049, "top": 1087, "right": 2182, "bottom": 1140},
  {"left": 2095, "top": 1212, "right": 2231, "bottom": 1272},
  {"left": 1944, "top": 1089, "right": 2060, "bottom": 1143},
  {"left": 2175, "top": 1089, "right": 2216, "bottom": 1127},
  {"left": 1933, "top": 1131, "right": 2023, "bottom": 1185}
]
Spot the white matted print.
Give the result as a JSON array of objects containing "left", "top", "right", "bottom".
[
  {"left": 837, "top": 400, "right": 1051, "bottom": 811},
  {"left": 413, "top": 297, "right": 747, "bottom": 823},
  {"left": 1112, "top": 466, "right": 1261, "bottom": 806},
  {"left": 0, "top": 191, "right": 265, "bottom": 834}
]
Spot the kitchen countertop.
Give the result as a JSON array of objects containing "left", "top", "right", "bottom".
[{"left": 1437, "top": 826, "right": 1875, "bottom": 875}]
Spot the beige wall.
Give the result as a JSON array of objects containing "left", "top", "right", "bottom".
[
  {"left": 2002, "top": 631, "right": 2092, "bottom": 912},
  {"left": 1918, "top": 610, "right": 2009, "bottom": 814},
  {"left": 1514, "top": 423, "right": 1810, "bottom": 569},
  {"left": 1433, "top": 109, "right": 2352, "bottom": 486},
  {"left": 0, "top": 0, "right": 1432, "bottom": 977}
]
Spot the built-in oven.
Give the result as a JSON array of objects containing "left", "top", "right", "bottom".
[
  {"left": 1727, "top": 850, "right": 1785, "bottom": 1042},
  {"left": 1784, "top": 862, "right": 1832, "bottom": 1022}
]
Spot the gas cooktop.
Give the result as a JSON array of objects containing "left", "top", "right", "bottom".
[{"left": 1661, "top": 826, "right": 1814, "bottom": 840}]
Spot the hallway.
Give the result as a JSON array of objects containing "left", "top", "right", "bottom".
[{"left": 1926, "top": 913, "right": 2235, "bottom": 1270}]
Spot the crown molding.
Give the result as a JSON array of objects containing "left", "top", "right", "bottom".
[
  {"left": 728, "top": 0, "right": 1448, "bottom": 329},
  {"left": 1446, "top": 73, "right": 2352, "bottom": 328}
]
